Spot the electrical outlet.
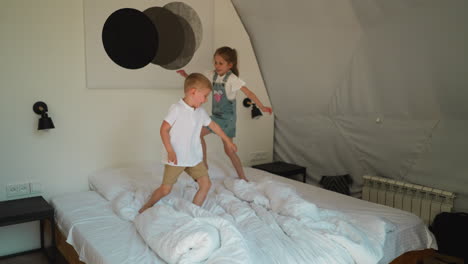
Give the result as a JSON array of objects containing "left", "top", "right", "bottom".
[
  {"left": 6, "top": 184, "right": 19, "bottom": 197},
  {"left": 30, "top": 181, "right": 42, "bottom": 193},
  {"left": 17, "top": 183, "right": 31, "bottom": 195},
  {"left": 249, "top": 151, "right": 268, "bottom": 162},
  {"left": 6, "top": 183, "right": 31, "bottom": 196},
  {"left": 255, "top": 151, "right": 268, "bottom": 160}
]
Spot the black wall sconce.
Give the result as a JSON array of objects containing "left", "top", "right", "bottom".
[
  {"left": 242, "top": 98, "right": 263, "bottom": 119},
  {"left": 33, "top": 101, "right": 55, "bottom": 130}
]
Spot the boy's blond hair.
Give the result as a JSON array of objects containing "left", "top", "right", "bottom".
[{"left": 184, "top": 73, "right": 212, "bottom": 93}]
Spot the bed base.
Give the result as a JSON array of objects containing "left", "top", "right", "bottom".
[{"left": 55, "top": 225, "right": 85, "bottom": 264}]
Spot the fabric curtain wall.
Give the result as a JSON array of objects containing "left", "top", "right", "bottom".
[{"left": 231, "top": 0, "right": 468, "bottom": 211}]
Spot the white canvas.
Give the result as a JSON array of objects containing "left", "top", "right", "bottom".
[{"left": 83, "top": 0, "right": 214, "bottom": 89}]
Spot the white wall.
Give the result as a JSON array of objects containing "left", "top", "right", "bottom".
[
  {"left": 0, "top": 0, "right": 272, "bottom": 256},
  {"left": 208, "top": 0, "right": 274, "bottom": 165}
]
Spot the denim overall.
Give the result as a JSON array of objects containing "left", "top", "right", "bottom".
[{"left": 210, "top": 71, "right": 236, "bottom": 138}]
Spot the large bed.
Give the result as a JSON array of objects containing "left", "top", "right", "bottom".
[{"left": 50, "top": 157, "right": 436, "bottom": 264}]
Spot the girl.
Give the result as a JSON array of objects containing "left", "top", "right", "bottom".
[{"left": 177, "top": 46, "right": 272, "bottom": 181}]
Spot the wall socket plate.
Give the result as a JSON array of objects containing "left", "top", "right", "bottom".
[
  {"left": 249, "top": 151, "right": 268, "bottom": 162},
  {"left": 17, "top": 183, "right": 30, "bottom": 195},
  {"left": 6, "top": 181, "right": 40, "bottom": 197},
  {"left": 30, "top": 181, "right": 42, "bottom": 193},
  {"left": 6, "top": 184, "right": 19, "bottom": 197}
]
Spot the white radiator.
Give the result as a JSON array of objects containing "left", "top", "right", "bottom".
[{"left": 362, "top": 175, "right": 456, "bottom": 225}]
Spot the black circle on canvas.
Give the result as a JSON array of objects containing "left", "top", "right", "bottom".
[
  {"left": 161, "top": 16, "right": 196, "bottom": 70},
  {"left": 102, "top": 8, "right": 158, "bottom": 70},
  {"left": 143, "top": 7, "right": 185, "bottom": 66}
]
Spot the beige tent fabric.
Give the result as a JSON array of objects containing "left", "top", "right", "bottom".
[{"left": 231, "top": 0, "right": 468, "bottom": 211}]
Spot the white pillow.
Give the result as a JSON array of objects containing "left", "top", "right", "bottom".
[
  {"left": 89, "top": 162, "right": 163, "bottom": 201},
  {"left": 89, "top": 157, "right": 236, "bottom": 202}
]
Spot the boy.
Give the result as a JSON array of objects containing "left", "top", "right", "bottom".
[{"left": 139, "top": 73, "right": 237, "bottom": 213}]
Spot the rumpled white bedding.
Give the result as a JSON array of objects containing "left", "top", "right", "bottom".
[
  {"left": 51, "top": 191, "right": 163, "bottom": 264},
  {"left": 134, "top": 198, "right": 250, "bottom": 264},
  {"left": 221, "top": 178, "right": 393, "bottom": 264},
  {"left": 112, "top": 176, "right": 395, "bottom": 264}
]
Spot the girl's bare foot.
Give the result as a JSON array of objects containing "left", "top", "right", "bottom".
[{"left": 138, "top": 206, "right": 149, "bottom": 214}]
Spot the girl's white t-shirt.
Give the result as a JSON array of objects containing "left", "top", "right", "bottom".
[{"left": 204, "top": 70, "right": 246, "bottom": 101}]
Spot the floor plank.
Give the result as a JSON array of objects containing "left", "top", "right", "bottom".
[{"left": 0, "top": 250, "right": 68, "bottom": 264}]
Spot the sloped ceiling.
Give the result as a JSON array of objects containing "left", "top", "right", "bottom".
[{"left": 231, "top": 0, "right": 468, "bottom": 211}]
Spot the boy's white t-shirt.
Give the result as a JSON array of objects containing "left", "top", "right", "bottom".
[
  {"left": 162, "top": 99, "right": 212, "bottom": 167},
  {"left": 204, "top": 70, "right": 245, "bottom": 100}
]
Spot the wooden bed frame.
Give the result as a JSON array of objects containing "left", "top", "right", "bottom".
[
  {"left": 55, "top": 225, "right": 85, "bottom": 264},
  {"left": 46, "top": 219, "right": 84, "bottom": 264}
]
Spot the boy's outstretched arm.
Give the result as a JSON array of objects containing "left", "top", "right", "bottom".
[
  {"left": 160, "top": 121, "right": 177, "bottom": 165},
  {"left": 208, "top": 121, "right": 237, "bottom": 153},
  {"left": 240, "top": 86, "right": 273, "bottom": 114}
]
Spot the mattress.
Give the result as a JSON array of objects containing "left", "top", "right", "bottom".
[
  {"left": 52, "top": 191, "right": 163, "bottom": 264},
  {"left": 51, "top": 162, "right": 436, "bottom": 264},
  {"left": 245, "top": 168, "right": 436, "bottom": 264}
]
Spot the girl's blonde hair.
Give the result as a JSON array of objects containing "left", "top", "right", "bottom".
[{"left": 214, "top": 46, "right": 239, "bottom": 76}]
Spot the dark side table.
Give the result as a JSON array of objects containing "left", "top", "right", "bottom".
[
  {"left": 253, "top": 161, "right": 307, "bottom": 183},
  {"left": 0, "top": 196, "right": 56, "bottom": 263}
]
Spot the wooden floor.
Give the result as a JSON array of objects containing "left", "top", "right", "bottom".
[{"left": 0, "top": 251, "right": 68, "bottom": 264}]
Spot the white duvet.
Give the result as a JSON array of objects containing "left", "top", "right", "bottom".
[
  {"left": 112, "top": 177, "right": 394, "bottom": 264},
  {"left": 134, "top": 198, "right": 250, "bottom": 264}
]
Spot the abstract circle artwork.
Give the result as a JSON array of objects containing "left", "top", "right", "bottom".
[
  {"left": 101, "top": 2, "right": 202, "bottom": 70},
  {"left": 102, "top": 8, "right": 158, "bottom": 70}
]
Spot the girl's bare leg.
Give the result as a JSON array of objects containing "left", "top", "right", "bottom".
[
  {"left": 193, "top": 176, "right": 212, "bottom": 206},
  {"left": 223, "top": 138, "right": 248, "bottom": 181},
  {"left": 138, "top": 184, "right": 172, "bottom": 213},
  {"left": 200, "top": 127, "right": 211, "bottom": 169}
]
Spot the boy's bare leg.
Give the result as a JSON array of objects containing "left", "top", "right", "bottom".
[
  {"left": 223, "top": 138, "right": 248, "bottom": 181},
  {"left": 192, "top": 176, "right": 211, "bottom": 206},
  {"left": 139, "top": 184, "right": 172, "bottom": 213},
  {"left": 200, "top": 127, "right": 211, "bottom": 169}
]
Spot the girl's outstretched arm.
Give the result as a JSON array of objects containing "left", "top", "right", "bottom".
[
  {"left": 240, "top": 86, "right": 273, "bottom": 114},
  {"left": 176, "top": 69, "right": 189, "bottom": 78}
]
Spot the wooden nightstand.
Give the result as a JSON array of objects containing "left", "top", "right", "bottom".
[
  {"left": 0, "top": 196, "right": 56, "bottom": 263},
  {"left": 252, "top": 161, "right": 307, "bottom": 183}
]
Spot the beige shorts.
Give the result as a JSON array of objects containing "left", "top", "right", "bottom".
[{"left": 162, "top": 162, "right": 208, "bottom": 185}]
